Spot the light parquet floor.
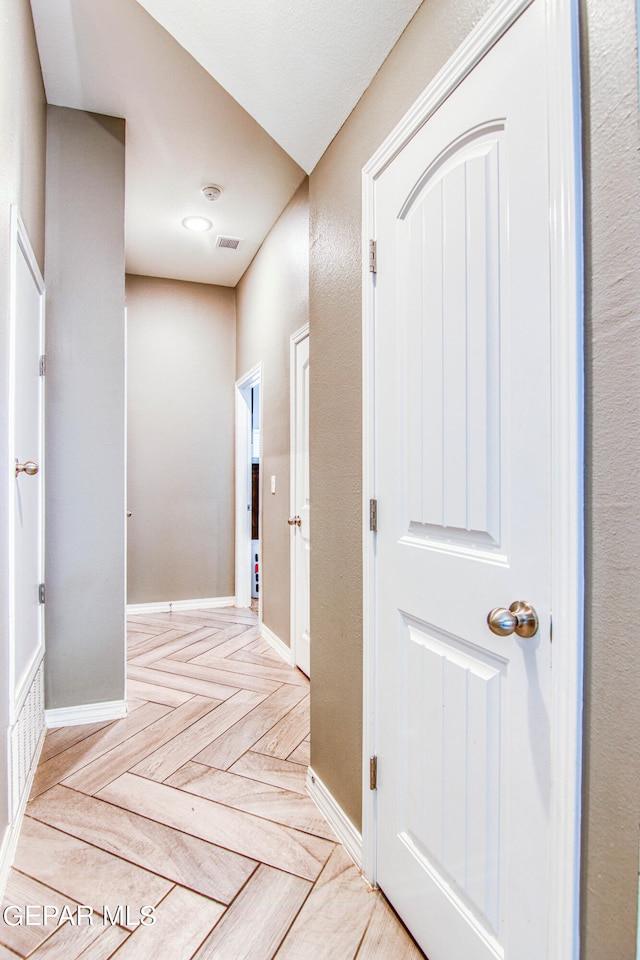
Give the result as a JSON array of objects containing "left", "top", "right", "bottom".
[{"left": 1, "top": 607, "right": 424, "bottom": 959}]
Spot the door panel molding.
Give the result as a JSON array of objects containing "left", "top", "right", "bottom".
[{"left": 362, "top": 0, "right": 583, "bottom": 956}]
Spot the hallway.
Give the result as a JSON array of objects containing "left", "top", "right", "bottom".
[{"left": 1, "top": 608, "right": 423, "bottom": 959}]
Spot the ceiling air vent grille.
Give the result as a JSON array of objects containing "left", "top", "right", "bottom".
[{"left": 216, "top": 235, "right": 242, "bottom": 250}]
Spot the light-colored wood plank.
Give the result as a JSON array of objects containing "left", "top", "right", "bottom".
[
  {"left": 126, "top": 698, "right": 147, "bottom": 712},
  {"left": 0, "top": 872, "right": 82, "bottom": 957},
  {"left": 126, "top": 615, "right": 202, "bottom": 632},
  {"left": 167, "top": 609, "right": 257, "bottom": 627},
  {"left": 60, "top": 926, "right": 129, "bottom": 960},
  {"left": 193, "top": 626, "right": 261, "bottom": 660},
  {"left": 356, "top": 897, "right": 425, "bottom": 958},
  {"left": 167, "top": 762, "right": 336, "bottom": 841},
  {"left": 22, "top": 917, "right": 110, "bottom": 960},
  {"left": 189, "top": 650, "right": 308, "bottom": 687},
  {"left": 0, "top": 946, "right": 21, "bottom": 960},
  {"left": 13, "top": 818, "right": 172, "bottom": 930},
  {"left": 252, "top": 696, "right": 310, "bottom": 759},
  {"left": 276, "top": 845, "right": 376, "bottom": 960},
  {"left": 62, "top": 696, "right": 221, "bottom": 795},
  {"left": 130, "top": 689, "right": 267, "bottom": 782},
  {"left": 166, "top": 622, "right": 257, "bottom": 662},
  {"left": 28, "top": 785, "right": 257, "bottom": 904},
  {"left": 152, "top": 657, "right": 282, "bottom": 696},
  {"left": 228, "top": 751, "right": 309, "bottom": 795},
  {"left": 244, "top": 638, "right": 276, "bottom": 656},
  {"left": 288, "top": 739, "right": 310, "bottom": 766},
  {"left": 110, "top": 886, "right": 225, "bottom": 960},
  {"left": 124, "top": 627, "right": 197, "bottom": 658},
  {"left": 97, "top": 773, "right": 334, "bottom": 882},
  {"left": 126, "top": 663, "right": 240, "bottom": 701},
  {"left": 194, "top": 683, "right": 308, "bottom": 771},
  {"left": 125, "top": 678, "right": 193, "bottom": 707},
  {"left": 128, "top": 626, "right": 222, "bottom": 666},
  {"left": 30, "top": 703, "right": 171, "bottom": 799},
  {"left": 192, "top": 865, "right": 310, "bottom": 960},
  {"left": 39, "top": 721, "right": 113, "bottom": 764},
  {"left": 231, "top": 647, "right": 289, "bottom": 669},
  {"left": 126, "top": 633, "right": 157, "bottom": 649}
]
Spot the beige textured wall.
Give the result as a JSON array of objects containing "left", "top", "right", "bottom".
[
  {"left": 0, "top": 0, "right": 46, "bottom": 832},
  {"left": 126, "top": 276, "right": 236, "bottom": 603},
  {"left": 309, "top": 0, "right": 494, "bottom": 830},
  {"left": 236, "top": 181, "right": 309, "bottom": 644},
  {"left": 579, "top": 0, "right": 640, "bottom": 954},
  {"left": 45, "top": 107, "right": 126, "bottom": 710}
]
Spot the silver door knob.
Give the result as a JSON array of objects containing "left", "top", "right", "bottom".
[
  {"left": 15, "top": 460, "right": 39, "bottom": 477},
  {"left": 288, "top": 516, "right": 302, "bottom": 527},
  {"left": 487, "top": 600, "right": 539, "bottom": 638}
]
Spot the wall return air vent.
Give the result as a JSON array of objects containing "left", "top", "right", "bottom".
[{"left": 216, "top": 235, "right": 242, "bottom": 250}]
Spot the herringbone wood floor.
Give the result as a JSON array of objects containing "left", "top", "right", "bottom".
[{"left": 1, "top": 608, "right": 424, "bottom": 959}]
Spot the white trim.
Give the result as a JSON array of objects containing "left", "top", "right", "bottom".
[
  {"left": 45, "top": 699, "right": 127, "bottom": 729},
  {"left": 8, "top": 206, "right": 46, "bottom": 728},
  {"left": 307, "top": 767, "right": 363, "bottom": 870},
  {"left": 362, "top": 0, "right": 533, "bottom": 180},
  {"left": 123, "top": 305, "right": 129, "bottom": 723},
  {"left": 235, "top": 363, "right": 262, "bottom": 613},
  {"left": 126, "top": 597, "right": 236, "bottom": 615},
  {"left": 0, "top": 723, "right": 45, "bottom": 902},
  {"left": 260, "top": 622, "right": 294, "bottom": 666},
  {"left": 545, "top": 1, "right": 583, "bottom": 957},
  {"left": 361, "top": 0, "right": 583, "bottom": 954},
  {"left": 289, "top": 323, "right": 310, "bottom": 672}
]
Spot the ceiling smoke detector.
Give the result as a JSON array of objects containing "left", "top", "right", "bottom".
[{"left": 202, "top": 184, "right": 223, "bottom": 201}]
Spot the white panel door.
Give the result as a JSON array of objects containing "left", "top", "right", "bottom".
[
  {"left": 10, "top": 210, "right": 45, "bottom": 715},
  {"left": 374, "top": 4, "right": 556, "bottom": 958},
  {"left": 292, "top": 333, "right": 310, "bottom": 676}
]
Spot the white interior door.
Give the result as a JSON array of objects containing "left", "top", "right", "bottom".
[
  {"left": 291, "top": 330, "right": 310, "bottom": 676},
  {"left": 372, "top": 4, "right": 565, "bottom": 957},
  {"left": 10, "top": 209, "right": 45, "bottom": 717}
]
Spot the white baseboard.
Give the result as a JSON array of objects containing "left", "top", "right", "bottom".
[
  {"left": 0, "top": 724, "right": 46, "bottom": 901},
  {"left": 260, "top": 623, "right": 294, "bottom": 666},
  {"left": 126, "top": 597, "right": 236, "bottom": 615},
  {"left": 306, "top": 766, "right": 363, "bottom": 869},
  {"left": 45, "top": 699, "right": 127, "bottom": 729}
]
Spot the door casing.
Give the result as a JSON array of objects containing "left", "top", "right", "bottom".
[
  {"left": 235, "top": 363, "right": 262, "bottom": 613},
  {"left": 8, "top": 206, "right": 45, "bottom": 727},
  {"left": 361, "top": 0, "right": 584, "bottom": 956},
  {"left": 289, "top": 323, "right": 310, "bottom": 674}
]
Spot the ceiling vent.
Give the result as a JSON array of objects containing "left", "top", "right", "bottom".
[{"left": 216, "top": 235, "right": 242, "bottom": 250}]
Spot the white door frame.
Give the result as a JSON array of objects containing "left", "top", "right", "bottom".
[
  {"left": 8, "top": 206, "right": 46, "bottom": 724},
  {"left": 289, "top": 323, "right": 309, "bottom": 670},
  {"left": 361, "top": 0, "right": 584, "bottom": 956},
  {"left": 235, "top": 363, "right": 262, "bottom": 612}
]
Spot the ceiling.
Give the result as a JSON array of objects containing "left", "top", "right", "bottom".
[{"left": 29, "top": 0, "right": 422, "bottom": 287}]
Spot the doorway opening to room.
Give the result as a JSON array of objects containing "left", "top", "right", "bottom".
[
  {"left": 250, "top": 382, "right": 261, "bottom": 615},
  {"left": 235, "top": 364, "right": 262, "bottom": 616}
]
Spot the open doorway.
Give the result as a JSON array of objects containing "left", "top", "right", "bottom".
[
  {"left": 235, "top": 363, "right": 262, "bottom": 614},
  {"left": 250, "top": 382, "right": 260, "bottom": 613}
]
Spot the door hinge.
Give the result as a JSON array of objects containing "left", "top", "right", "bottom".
[
  {"left": 368, "top": 239, "right": 377, "bottom": 274},
  {"left": 369, "top": 498, "right": 377, "bottom": 532},
  {"left": 39, "top": 355, "right": 46, "bottom": 376},
  {"left": 38, "top": 583, "right": 45, "bottom": 604},
  {"left": 369, "top": 756, "right": 378, "bottom": 790}
]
